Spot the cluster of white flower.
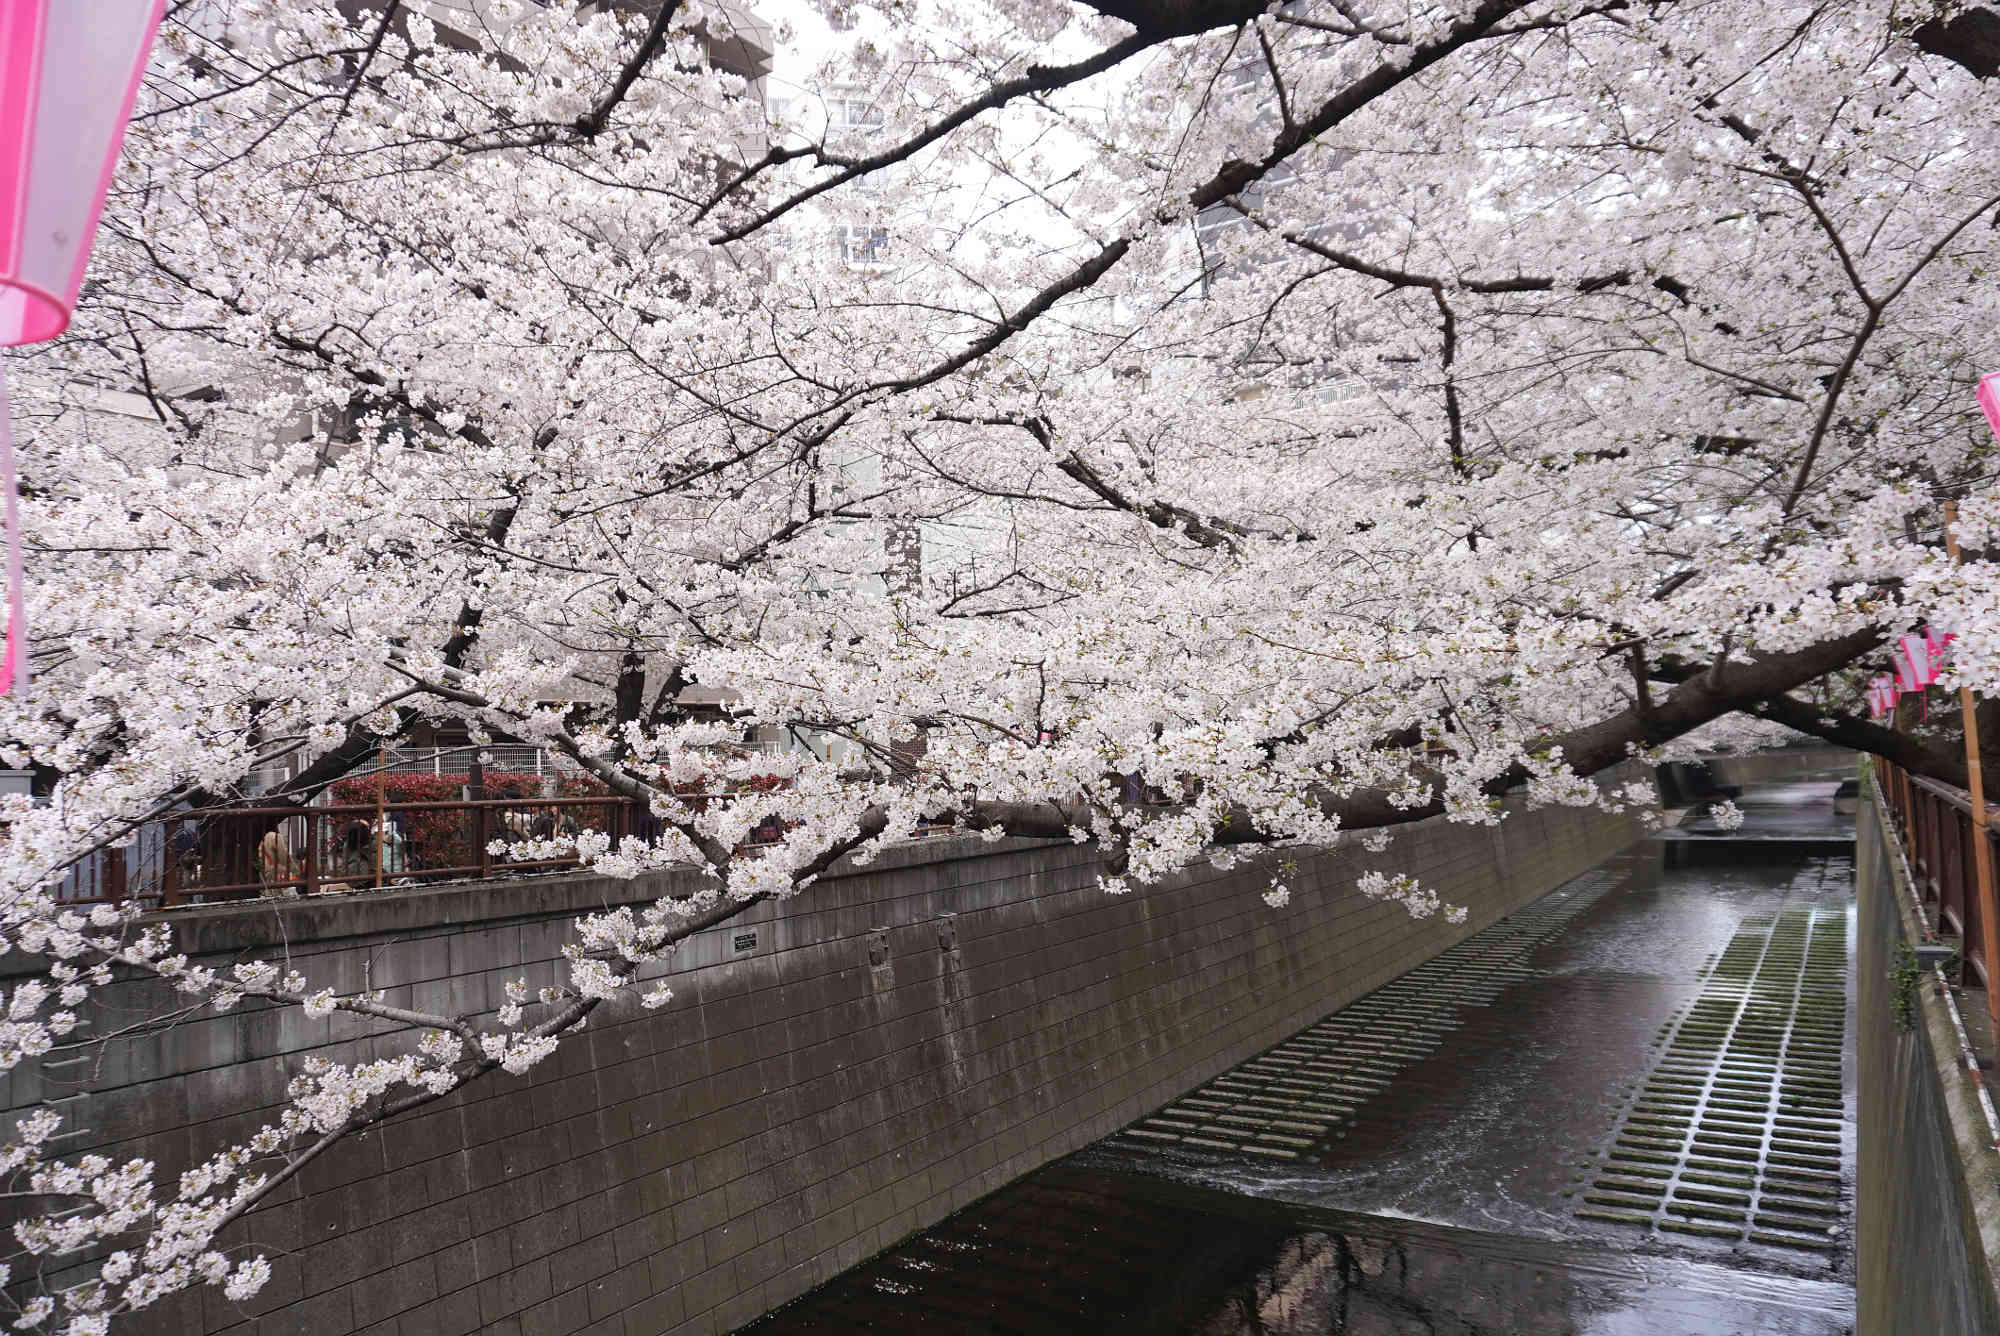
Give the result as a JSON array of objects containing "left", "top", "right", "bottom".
[
  {"left": 478, "top": 1031, "right": 562, "bottom": 1076},
  {"left": 1354, "top": 870, "right": 1467, "bottom": 924},
  {"left": 0, "top": 1099, "right": 282, "bottom": 1328}
]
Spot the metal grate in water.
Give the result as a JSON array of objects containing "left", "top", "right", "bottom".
[
  {"left": 1110, "top": 870, "right": 1622, "bottom": 1160},
  {"left": 1574, "top": 858, "right": 1850, "bottom": 1254}
]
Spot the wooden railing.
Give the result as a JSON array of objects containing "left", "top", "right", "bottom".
[
  {"left": 55, "top": 791, "right": 966, "bottom": 911},
  {"left": 56, "top": 794, "right": 761, "bottom": 910},
  {"left": 1875, "top": 757, "right": 2000, "bottom": 988}
]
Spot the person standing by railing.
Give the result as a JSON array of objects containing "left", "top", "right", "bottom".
[
  {"left": 256, "top": 830, "right": 300, "bottom": 892},
  {"left": 377, "top": 818, "right": 407, "bottom": 879}
]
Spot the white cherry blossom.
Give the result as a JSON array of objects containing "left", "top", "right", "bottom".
[{"left": 0, "top": 0, "right": 1993, "bottom": 1325}]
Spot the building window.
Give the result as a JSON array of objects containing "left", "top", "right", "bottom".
[
  {"left": 829, "top": 98, "right": 884, "bottom": 132},
  {"left": 833, "top": 223, "right": 890, "bottom": 264}
]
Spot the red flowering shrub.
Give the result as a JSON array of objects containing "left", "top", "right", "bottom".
[
  {"left": 327, "top": 771, "right": 544, "bottom": 804},
  {"left": 327, "top": 771, "right": 545, "bottom": 872}
]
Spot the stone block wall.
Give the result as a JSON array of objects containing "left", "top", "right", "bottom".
[{"left": 5, "top": 791, "right": 1647, "bottom": 1336}]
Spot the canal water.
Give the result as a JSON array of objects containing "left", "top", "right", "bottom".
[{"left": 743, "top": 780, "right": 1858, "bottom": 1334}]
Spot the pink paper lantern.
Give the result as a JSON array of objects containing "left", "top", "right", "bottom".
[
  {"left": 1887, "top": 645, "right": 1932, "bottom": 722},
  {"left": 0, "top": 0, "right": 162, "bottom": 346},
  {"left": 1871, "top": 674, "right": 1900, "bottom": 719},
  {"left": 1927, "top": 624, "right": 1956, "bottom": 672},
  {"left": 1897, "top": 634, "right": 1936, "bottom": 690},
  {"left": 0, "top": 0, "right": 165, "bottom": 692},
  {"left": 1981, "top": 372, "right": 2000, "bottom": 447}
]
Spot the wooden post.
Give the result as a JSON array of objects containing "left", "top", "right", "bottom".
[
  {"left": 374, "top": 745, "right": 385, "bottom": 890},
  {"left": 303, "top": 813, "right": 319, "bottom": 896},
  {"left": 1946, "top": 500, "right": 2000, "bottom": 1055},
  {"left": 475, "top": 802, "right": 490, "bottom": 880}
]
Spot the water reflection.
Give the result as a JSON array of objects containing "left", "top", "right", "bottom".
[
  {"left": 745, "top": 1164, "right": 1851, "bottom": 1334},
  {"left": 1194, "top": 1221, "right": 1850, "bottom": 1335},
  {"left": 1200, "top": 1226, "right": 1608, "bottom": 1334}
]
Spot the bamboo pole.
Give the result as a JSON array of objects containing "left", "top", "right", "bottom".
[{"left": 1945, "top": 499, "right": 2000, "bottom": 1056}]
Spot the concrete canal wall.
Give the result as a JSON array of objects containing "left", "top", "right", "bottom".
[
  {"left": 5, "top": 785, "right": 1649, "bottom": 1336},
  {"left": 1856, "top": 780, "right": 2000, "bottom": 1335},
  {"left": 1704, "top": 746, "right": 1853, "bottom": 787}
]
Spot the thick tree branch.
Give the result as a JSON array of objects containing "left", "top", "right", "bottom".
[
  {"left": 804, "top": 0, "right": 1534, "bottom": 416},
  {"left": 934, "top": 412, "right": 1302, "bottom": 550},
  {"left": 944, "top": 632, "right": 1900, "bottom": 846},
  {"left": 1739, "top": 691, "right": 1999, "bottom": 804},
  {"left": 325, "top": 2, "right": 401, "bottom": 145},
  {"left": 1251, "top": 218, "right": 1690, "bottom": 300},
  {"left": 1913, "top": 5, "right": 2000, "bottom": 78},
  {"left": 705, "top": 29, "right": 1161, "bottom": 240},
  {"left": 1199, "top": 626, "right": 1888, "bottom": 841},
  {"left": 575, "top": 1, "right": 685, "bottom": 139}
]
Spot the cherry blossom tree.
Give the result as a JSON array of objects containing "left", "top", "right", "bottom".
[{"left": 2, "top": 0, "right": 1997, "bottom": 1325}]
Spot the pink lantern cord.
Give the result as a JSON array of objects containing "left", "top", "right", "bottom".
[
  {"left": 0, "top": 0, "right": 39, "bottom": 696},
  {"left": 0, "top": 360, "right": 19, "bottom": 694}
]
